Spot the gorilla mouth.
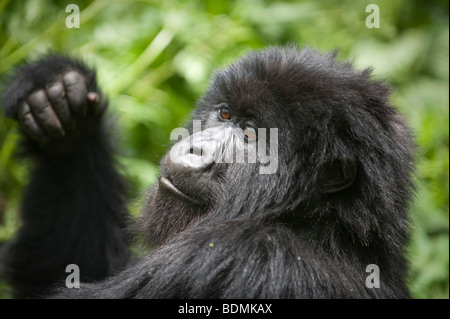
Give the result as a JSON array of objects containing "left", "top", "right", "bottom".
[{"left": 159, "top": 176, "right": 201, "bottom": 206}]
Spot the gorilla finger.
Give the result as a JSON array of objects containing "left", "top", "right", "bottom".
[
  {"left": 46, "top": 82, "right": 75, "bottom": 130},
  {"left": 63, "top": 71, "right": 87, "bottom": 116},
  {"left": 27, "top": 90, "right": 66, "bottom": 139},
  {"left": 18, "top": 102, "right": 50, "bottom": 143}
]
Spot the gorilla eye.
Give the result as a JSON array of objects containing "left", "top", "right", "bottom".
[
  {"left": 243, "top": 125, "right": 257, "bottom": 141},
  {"left": 218, "top": 106, "right": 232, "bottom": 120}
]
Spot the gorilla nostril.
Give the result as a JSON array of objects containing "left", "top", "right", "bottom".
[{"left": 189, "top": 145, "right": 204, "bottom": 157}]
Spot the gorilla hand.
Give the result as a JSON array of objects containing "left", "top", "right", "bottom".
[
  {"left": 1, "top": 55, "right": 106, "bottom": 154},
  {"left": 18, "top": 71, "right": 103, "bottom": 145}
]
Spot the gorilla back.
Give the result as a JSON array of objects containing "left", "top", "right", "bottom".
[{"left": 0, "top": 46, "right": 415, "bottom": 298}]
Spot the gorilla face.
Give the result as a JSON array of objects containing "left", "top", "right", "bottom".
[{"left": 142, "top": 54, "right": 286, "bottom": 244}]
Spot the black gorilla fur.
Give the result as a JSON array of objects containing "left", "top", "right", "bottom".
[{"left": 0, "top": 46, "right": 415, "bottom": 298}]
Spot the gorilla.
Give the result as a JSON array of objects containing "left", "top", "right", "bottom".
[{"left": 0, "top": 46, "right": 415, "bottom": 299}]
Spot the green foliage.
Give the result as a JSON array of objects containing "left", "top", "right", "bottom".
[{"left": 0, "top": 0, "right": 448, "bottom": 299}]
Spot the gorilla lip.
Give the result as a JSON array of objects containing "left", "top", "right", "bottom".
[{"left": 159, "top": 176, "right": 201, "bottom": 205}]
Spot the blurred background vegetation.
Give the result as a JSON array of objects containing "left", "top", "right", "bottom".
[{"left": 0, "top": 0, "right": 448, "bottom": 299}]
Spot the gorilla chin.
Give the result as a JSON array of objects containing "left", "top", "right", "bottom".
[{"left": 140, "top": 176, "right": 211, "bottom": 248}]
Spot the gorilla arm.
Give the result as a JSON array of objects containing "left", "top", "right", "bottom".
[
  {"left": 47, "top": 220, "right": 377, "bottom": 299},
  {"left": 1, "top": 55, "right": 130, "bottom": 298}
]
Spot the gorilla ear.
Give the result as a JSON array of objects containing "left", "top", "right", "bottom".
[{"left": 318, "top": 159, "right": 357, "bottom": 196}]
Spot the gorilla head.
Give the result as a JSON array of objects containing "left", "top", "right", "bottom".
[{"left": 141, "top": 46, "right": 415, "bottom": 271}]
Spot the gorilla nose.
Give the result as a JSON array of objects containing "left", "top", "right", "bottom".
[{"left": 166, "top": 130, "right": 218, "bottom": 171}]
